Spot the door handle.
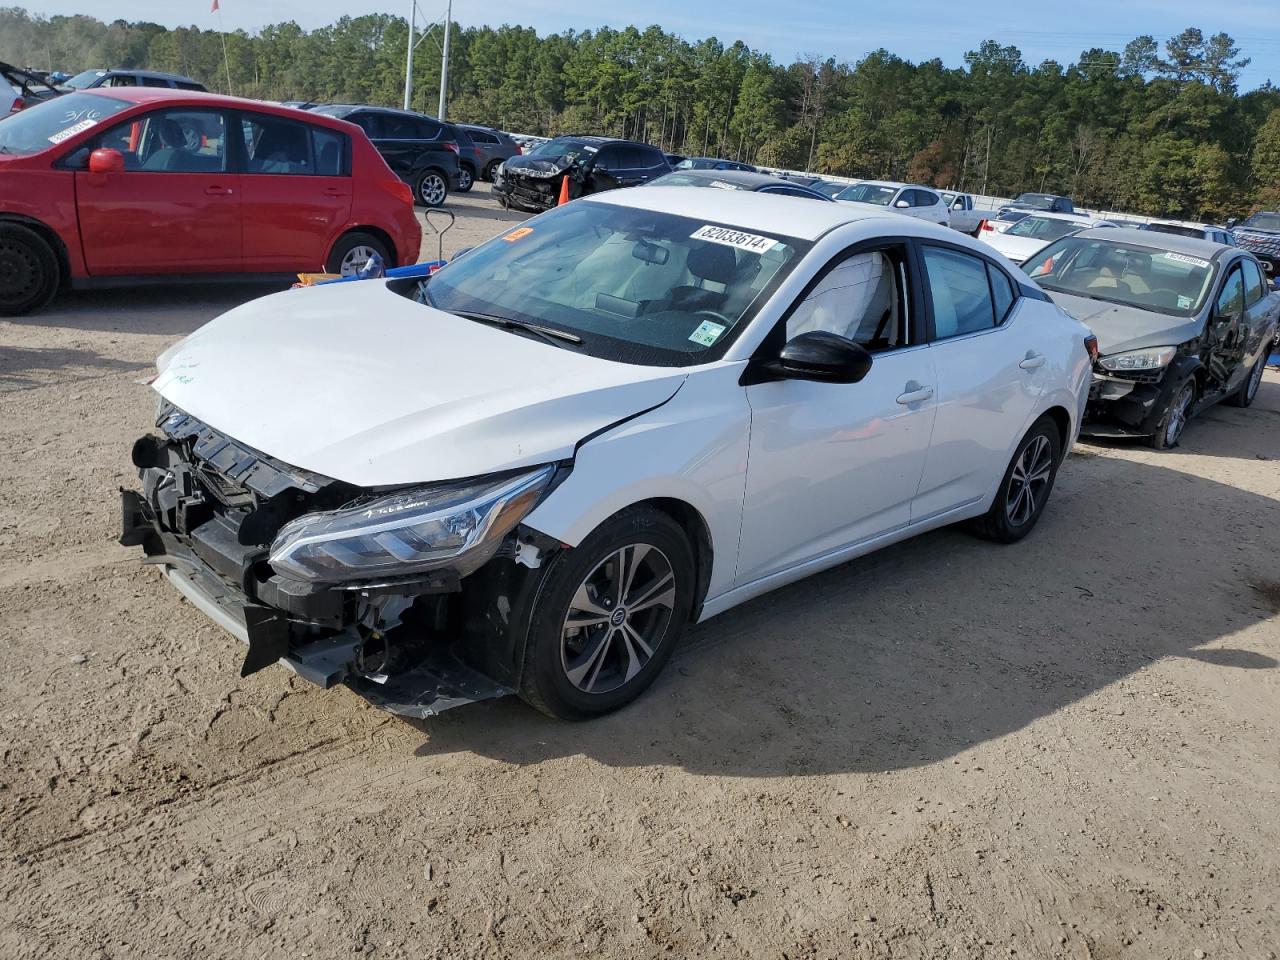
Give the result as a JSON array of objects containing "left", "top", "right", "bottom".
[
  {"left": 1019, "top": 352, "right": 1046, "bottom": 370},
  {"left": 896, "top": 384, "right": 934, "bottom": 405},
  {"left": 322, "top": 187, "right": 348, "bottom": 197},
  {"left": 204, "top": 185, "right": 234, "bottom": 196}
]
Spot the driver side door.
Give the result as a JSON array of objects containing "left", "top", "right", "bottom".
[{"left": 737, "top": 241, "right": 937, "bottom": 585}]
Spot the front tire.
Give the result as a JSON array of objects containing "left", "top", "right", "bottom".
[
  {"left": 414, "top": 170, "right": 449, "bottom": 207},
  {"left": 457, "top": 165, "right": 474, "bottom": 192},
  {"left": 969, "top": 415, "right": 1062, "bottom": 543},
  {"left": 0, "top": 223, "right": 60, "bottom": 317},
  {"left": 1151, "top": 378, "right": 1195, "bottom": 449},
  {"left": 519, "top": 506, "right": 695, "bottom": 719}
]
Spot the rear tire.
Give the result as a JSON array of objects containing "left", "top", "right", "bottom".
[
  {"left": 969, "top": 415, "right": 1062, "bottom": 543},
  {"left": 457, "top": 165, "right": 474, "bottom": 192},
  {"left": 324, "top": 231, "right": 391, "bottom": 277},
  {"left": 1228, "top": 358, "right": 1264, "bottom": 408},
  {"left": 484, "top": 160, "right": 503, "bottom": 182},
  {"left": 414, "top": 170, "right": 449, "bottom": 207},
  {"left": 519, "top": 506, "right": 695, "bottom": 720},
  {"left": 0, "top": 223, "right": 59, "bottom": 317}
]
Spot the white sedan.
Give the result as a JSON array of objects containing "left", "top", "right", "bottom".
[
  {"left": 980, "top": 213, "right": 1116, "bottom": 264},
  {"left": 122, "top": 188, "right": 1094, "bottom": 720},
  {"left": 833, "top": 180, "right": 951, "bottom": 226}
]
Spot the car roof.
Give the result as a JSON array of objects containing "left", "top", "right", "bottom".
[
  {"left": 586, "top": 185, "right": 912, "bottom": 241},
  {"left": 70, "top": 88, "right": 363, "bottom": 132},
  {"left": 1074, "top": 226, "right": 1236, "bottom": 259}
]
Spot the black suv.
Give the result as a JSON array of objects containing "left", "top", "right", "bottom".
[
  {"left": 494, "top": 136, "right": 670, "bottom": 212},
  {"left": 310, "top": 104, "right": 461, "bottom": 207}
]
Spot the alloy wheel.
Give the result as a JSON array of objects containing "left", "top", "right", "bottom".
[
  {"left": 1005, "top": 434, "right": 1054, "bottom": 527},
  {"left": 419, "top": 174, "right": 446, "bottom": 206},
  {"left": 1246, "top": 358, "right": 1264, "bottom": 403},
  {"left": 458, "top": 167, "right": 473, "bottom": 190},
  {"left": 560, "top": 543, "right": 677, "bottom": 695},
  {"left": 1165, "top": 382, "right": 1194, "bottom": 446}
]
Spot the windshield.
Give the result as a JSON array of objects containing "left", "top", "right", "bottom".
[
  {"left": 1006, "top": 216, "right": 1083, "bottom": 242},
  {"left": 527, "top": 138, "right": 594, "bottom": 165},
  {"left": 1013, "top": 193, "right": 1058, "bottom": 210},
  {"left": 814, "top": 181, "right": 846, "bottom": 198},
  {"left": 63, "top": 70, "right": 107, "bottom": 90},
  {"left": 422, "top": 200, "right": 810, "bottom": 365},
  {"left": 1242, "top": 212, "right": 1280, "bottom": 232},
  {"left": 1022, "top": 237, "right": 1216, "bottom": 317},
  {"left": 0, "top": 92, "right": 131, "bottom": 156},
  {"left": 835, "top": 183, "right": 896, "bottom": 205}
]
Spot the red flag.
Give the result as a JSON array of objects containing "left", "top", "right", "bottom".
[{"left": 211, "top": 0, "right": 219, "bottom": 11}]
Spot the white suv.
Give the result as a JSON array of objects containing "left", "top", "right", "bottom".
[{"left": 834, "top": 180, "right": 951, "bottom": 226}]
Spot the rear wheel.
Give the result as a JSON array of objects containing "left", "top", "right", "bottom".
[
  {"left": 1228, "top": 358, "right": 1264, "bottom": 408},
  {"left": 1151, "top": 378, "right": 1195, "bottom": 449},
  {"left": 457, "top": 165, "right": 474, "bottom": 192},
  {"left": 969, "top": 416, "right": 1063, "bottom": 543},
  {"left": 414, "top": 170, "right": 448, "bottom": 207},
  {"left": 0, "top": 223, "right": 59, "bottom": 317},
  {"left": 519, "top": 506, "right": 695, "bottom": 719},
  {"left": 324, "top": 231, "right": 391, "bottom": 277}
]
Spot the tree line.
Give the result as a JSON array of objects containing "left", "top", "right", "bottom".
[{"left": 2, "top": 6, "right": 1278, "bottom": 220}]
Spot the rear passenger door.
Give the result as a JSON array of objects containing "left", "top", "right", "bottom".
[
  {"left": 234, "top": 111, "right": 353, "bottom": 271},
  {"left": 912, "top": 243, "right": 1047, "bottom": 521}
]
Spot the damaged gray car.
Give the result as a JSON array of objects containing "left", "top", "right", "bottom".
[{"left": 1022, "top": 228, "right": 1279, "bottom": 448}]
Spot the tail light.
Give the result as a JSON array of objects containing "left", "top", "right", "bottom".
[
  {"left": 979, "top": 219, "right": 993, "bottom": 232},
  {"left": 379, "top": 178, "right": 414, "bottom": 206},
  {"left": 1084, "top": 335, "right": 1100, "bottom": 362},
  {"left": 8, "top": 96, "right": 24, "bottom": 114},
  {"left": 444, "top": 141, "right": 459, "bottom": 154},
  {"left": 516, "top": 145, "right": 524, "bottom": 155}
]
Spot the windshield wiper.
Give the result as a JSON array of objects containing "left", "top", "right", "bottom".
[{"left": 450, "top": 310, "right": 583, "bottom": 348}]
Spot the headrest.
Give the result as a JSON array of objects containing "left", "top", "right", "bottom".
[{"left": 687, "top": 243, "right": 739, "bottom": 284}]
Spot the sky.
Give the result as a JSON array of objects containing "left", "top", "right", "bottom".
[{"left": 39, "top": 0, "right": 1280, "bottom": 90}]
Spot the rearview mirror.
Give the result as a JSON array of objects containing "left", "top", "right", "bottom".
[
  {"left": 88, "top": 148, "right": 124, "bottom": 174},
  {"left": 775, "top": 331, "right": 873, "bottom": 384},
  {"left": 894, "top": 199, "right": 910, "bottom": 209}
]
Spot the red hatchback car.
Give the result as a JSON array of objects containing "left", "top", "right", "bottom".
[{"left": 0, "top": 88, "right": 422, "bottom": 315}]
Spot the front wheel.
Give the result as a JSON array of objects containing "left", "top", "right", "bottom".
[
  {"left": 0, "top": 223, "right": 60, "bottom": 317},
  {"left": 519, "top": 506, "right": 695, "bottom": 719},
  {"left": 1151, "top": 378, "right": 1195, "bottom": 449},
  {"left": 969, "top": 415, "right": 1062, "bottom": 543},
  {"left": 456, "top": 165, "right": 474, "bottom": 192},
  {"left": 414, "top": 170, "right": 449, "bottom": 207}
]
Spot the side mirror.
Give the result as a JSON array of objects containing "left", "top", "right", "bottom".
[
  {"left": 1224, "top": 218, "right": 1238, "bottom": 229},
  {"left": 894, "top": 199, "right": 910, "bottom": 209},
  {"left": 88, "top": 148, "right": 124, "bottom": 174},
  {"left": 774, "top": 331, "right": 873, "bottom": 384}
]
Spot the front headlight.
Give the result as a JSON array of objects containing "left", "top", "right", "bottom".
[
  {"left": 1097, "top": 346, "right": 1177, "bottom": 372},
  {"left": 268, "top": 465, "right": 556, "bottom": 584}
]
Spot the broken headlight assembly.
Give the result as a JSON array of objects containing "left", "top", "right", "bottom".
[
  {"left": 268, "top": 465, "right": 556, "bottom": 584},
  {"left": 1097, "top": 346, "right": 1177, "bottom": 372}
]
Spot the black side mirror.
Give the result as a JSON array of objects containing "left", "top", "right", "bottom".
[{"left": 772, "top": 331, "right": 873, "bottom": 384}]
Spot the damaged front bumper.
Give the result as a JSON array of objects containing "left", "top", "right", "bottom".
[{"left": 120, "top": 408, "right": 551, "bottom": 718}]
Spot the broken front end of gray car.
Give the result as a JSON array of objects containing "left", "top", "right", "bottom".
[{"left": 121, "top": 403, "right": 567, "bottom": 717}]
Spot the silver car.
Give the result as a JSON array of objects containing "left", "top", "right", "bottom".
[{"left": 1023, "top": 227, "right": 1279, "bottom": 448}]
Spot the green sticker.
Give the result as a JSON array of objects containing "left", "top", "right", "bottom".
[{"left": 688, "top": 319, "right": 726, "bottom": 347}]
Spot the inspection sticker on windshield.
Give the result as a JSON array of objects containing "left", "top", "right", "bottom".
[
  {"left": 690, "top": 224, "right": 777, "bottom": 254},
  {"left": 48, "top": 118, "right": 98, "bottom": 144},
  {"left": 688, "top": 319, "right": 726, "bottom": 347},
  {"left": 1162, "top": 252, "right": 1211, "bottom": 269}
]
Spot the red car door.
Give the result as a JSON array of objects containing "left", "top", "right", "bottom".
[
  {"left": 74, "top": 107, "right": 241, "bottom": 275},
  {"left": 235, "top": 111, "right": 353, "bottom": 271}
]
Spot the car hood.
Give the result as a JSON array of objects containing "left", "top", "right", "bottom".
[
  {"left": 152, "top": 281, "right": 687, "bottom": 487},
  {"left": 502, "top": 154, "right": 571, "bottom": 176},
  {"left": 1046, "top": 291, "right": 1204, "bottom": 355}
]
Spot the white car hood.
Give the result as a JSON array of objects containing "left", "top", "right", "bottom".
[{"left": 152, "top": 281, "right": 687, "bottom": 487}]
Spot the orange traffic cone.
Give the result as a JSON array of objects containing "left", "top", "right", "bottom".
[{"left": 557, "top": 174, "right": 571, "bottom": 206}]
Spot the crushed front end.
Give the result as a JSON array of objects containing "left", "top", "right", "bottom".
[{"left": 121, "top": 403, "right": 561, "bottom": 718}]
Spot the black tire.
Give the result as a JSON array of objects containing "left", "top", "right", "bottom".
[
  {"left": 969, "top": 415, "right": 1063, "bottom": 544},
  {"left": 1227, "top": 358, "right": 1264, "bottom": 408},
  {"left": 519, "top": 506, "right": 696, "bottom": 720},
  {"left": 484, "top": 160, "right": 503, "bottom": 182},
  {"left": 1150, "top": 378, "right": 1195, "bottom": 449},
  {"left": 414, "top": 169, "right": 449, "bottom": 207},
  {"left": 0, "top": 222, "right": 60, "bottom": 317},
  {"left": 456, "top": 164, "right": 474, "bottom": 192},
  {"left": 324, "top": 231, "right": 391, "bottom": 276}
]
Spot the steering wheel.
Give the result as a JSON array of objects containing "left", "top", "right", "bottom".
[{"left": 691, "top": 308, "right": 734, "bottom": 328}]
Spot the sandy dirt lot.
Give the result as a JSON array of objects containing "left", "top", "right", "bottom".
[{"left": 1, "top": 186, "right": 1278, "bottom": 960}]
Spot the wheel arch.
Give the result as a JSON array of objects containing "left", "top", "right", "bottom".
[
  {"left": 1040, "top": 404, "right": 1073, "bottom": 461},
  {"left": 633, "top": 497, "right": 714, "bottom": 620},
  {"left": 330, "top": 224, "right": 400, "bottom": 268}
]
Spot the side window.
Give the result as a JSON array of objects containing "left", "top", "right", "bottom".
[
  {"left": 108, "top": 74, "right": 137, "bottom": 87},
  {"left": 141, "top": 76, "right": 170, "bottom": 88},
  {"left": 922, "top": 245, "right": 998, "bottom": 338},
  {"left": 912, "top": 190, "right": 938, "bottom": 208},
  {"left": 594, "top": 147, "right": 621, "bottom": 171},
  {"left": 416, "top": 118, "right": 442, "bottom": 140},
  {"left": 379, "top": 114, "right": 419, "bottom": 139},
  {"left": 240, "top": 113, "right": 313, "bottom": 174},
  {"left": 472, "top": 130, "right": 497, "bottom": 144},
  {"left": 98, "top": 109, "right": 226, "bottom": 173},
  {"left": 786, "top": 247, "right": 909, "bottom": 351},
  {"left": 988, "top": 263, "right": 1017, "bottom": 323},
  {"left": 312, "top": 128, "right": 349, "bottom": 176},
  {"left": 1242, "top": 259, "right": 1266, "bottom": 306},
  {"left": 348, "top": 112, "right": 380, "bottom": 138},
  {"left": 1215, "top": 265, "right": 1245, "bottom": 319}
]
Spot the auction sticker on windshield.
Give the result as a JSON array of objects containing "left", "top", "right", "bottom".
[
  {"left": 1163, "top": 252, "right": 1211, "bottom": 269},
  {"left": 691, "top": 225, "right": 777, "bottom": 254},
  {"left": 48, "top": 118, "right": 98, "bottom": 144}
]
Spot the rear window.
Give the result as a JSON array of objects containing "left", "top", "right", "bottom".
[
  {"left": 0, "top": 92, "right": 132, "bottom": 156},
  {"left": 1006, "top": 216, "right": 1082, "bottom": 242}
]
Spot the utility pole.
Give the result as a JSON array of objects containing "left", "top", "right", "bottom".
[
  {"left": 403, "top": 0, "right": 416, "bottom": 110},
  {"left": 438, "top": 0, "right": 451, "bottom": 120}
]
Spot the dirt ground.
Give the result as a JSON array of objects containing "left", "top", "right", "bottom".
[{"left": 1, "top": 185, "right": 1278, "bottom": 960}]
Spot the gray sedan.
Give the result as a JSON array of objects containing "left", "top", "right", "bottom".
[{"left": 1022, "top": 228, "right": 1279, "bottom": 448}]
